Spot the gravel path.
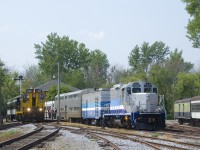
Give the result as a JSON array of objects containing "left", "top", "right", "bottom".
[{"left": 41, "top": 129, "right": 102, "bottom": 150}]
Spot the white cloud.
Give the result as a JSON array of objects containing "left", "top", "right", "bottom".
[
  {"left": 77, "top": 30, "right": 106, "bottom": 42},
  {"left": 0, "top": 26, "right": 9, "bottom": 32},
  {"left": 88, "top": 31, "right": 105, "bottom": 41},
  {"left": 36, "top": 33, "right": 48, "bottom": 39}
]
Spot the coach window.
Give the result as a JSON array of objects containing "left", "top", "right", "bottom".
[{"left": 126, "top": 87, "right": 131, "bottom": 95}]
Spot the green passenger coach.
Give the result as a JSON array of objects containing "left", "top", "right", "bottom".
[{"left": 174, "top": 98, "right": 191, "bottom": 125}]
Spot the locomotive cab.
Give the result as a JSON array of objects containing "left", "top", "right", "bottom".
[
  {"left": 21, "top": 89, "right": 46, "bottom": 122},
  {"left": 104, "top": 81, "right": 166, "bottom": 130}
]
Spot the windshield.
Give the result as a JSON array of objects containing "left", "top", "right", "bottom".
[{"left": 132, "top": 88, "right": 141, "bottom": 93}]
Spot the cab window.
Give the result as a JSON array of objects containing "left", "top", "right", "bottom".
[
  {"left": 132, "top": 88, "right": 141, "bottom": 93},
  {"left": 39, "top": 93, "right": 45, "bottom": 101},
  {"left": 153, "top": 88, "right": 157, "bottom": 93},
  {"left": 23, "top": 94, "right": 29, "bottom": 102},
  {"left": 144, "top": 88, "right": 151, "bottom": 93}
]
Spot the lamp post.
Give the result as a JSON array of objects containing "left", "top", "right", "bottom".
[{"left": 14, "top": 75, "right": 24, "bottom": 96}]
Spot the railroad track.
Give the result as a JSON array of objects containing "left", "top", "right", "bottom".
[
  {"left": 62, "top": 125, "right": 200, "bottom": 150},
  {"left": 95, "top": 128, "right": 200, "bottom": 150},
  {"left": 0, "top": 124, "right": 60, "bottom": 150},
  {"left": 90, "top": 130, "right": 198, "bottom": 150},
  {"left": 61, "top": 126, "right": 121, "bottom": 150},
  {"left": 0, "top": 123, "right": 23, "bottom": 130}
]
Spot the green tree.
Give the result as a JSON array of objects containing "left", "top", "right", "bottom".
[
  {"left": 2, "top": 71, "right": 19, "bottom": 100},
  {"left": 84, "top": 49, "right": 110, "bottom": 88},
  {"left": 128, "top": 45, "right": 140, "bottom": 71},
  {"left": 0, "top": 60, "right": 6, "bottom": 123},
  {"left": 165, "top": 49, "right": 193, "bottom": 75},
  {"left": 23, "top": 64, "right": 50, "bottom": 90},
  {"left": 128, "top": 41, "right": 169, "bottom": 73},
  {"left": 66, "top": 69, "right": 85, "bottom": 89},
  {"left": 149, "top": 49, "right": 194, "bottom": 119},
  {"left": 107, "top": 64, "right": 127, "bottom": 84},
  {"left": 35, "top": 33, "right": 90, "bottom": 80},
  {"left": 174, "top": 73, "right": 199, "bottom": 99},
  {"left": 182, "top": 0, "right": 200, "bottom": 48},
  {"left": 46, "top": 85, "right": 70, "bottom": 102},
  {"left": 149, "top": 64, "right": 175, "bottom": 119}
]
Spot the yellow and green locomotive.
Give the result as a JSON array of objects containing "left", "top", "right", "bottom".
[{"left": 7, "top": 88, "right": 46, "bottom": 122}]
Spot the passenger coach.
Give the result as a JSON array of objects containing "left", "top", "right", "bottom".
[
  {"left": 174, "top": 98, "right": 191, "bottom": 124},
  {"left": 55, "top": 88, "right": 94, "bottom": 122},
  {"left": 174, "top": 96, "right": 200, "bottom": 126}
]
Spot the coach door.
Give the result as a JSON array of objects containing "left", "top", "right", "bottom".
[
  {"left": 32, "top": 93, "right": 36, "bottom": 107},
  {"left": 95, "top": 97, "right": 99, "bottom": 118},
  {"left": 65, "top": 106, "right": 68, "bottom": 120}
]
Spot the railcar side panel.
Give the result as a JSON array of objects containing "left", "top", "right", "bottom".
[
  {"left": 174, "top": 98, "right": 191, "bottom": 125},
  {"left": 82, "top": 89, "right": 110, "bottom": 125},
  {"left": 191, "top": 100, "right": 200, "bottom": 119},
  {"left": 191, "top": 96, "right": 200, "bottom": 126}
]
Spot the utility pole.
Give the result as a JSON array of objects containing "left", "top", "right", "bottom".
[
  {"left": 0, "top": 86, "right": 3, "bottom": 125},
  {"left": 57, "top": 62, "right": 60, "bottom": 124}
]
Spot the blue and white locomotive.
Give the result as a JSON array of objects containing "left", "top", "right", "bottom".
[{"left": 82, "top": 81, "right": 166, "bottom": 130}]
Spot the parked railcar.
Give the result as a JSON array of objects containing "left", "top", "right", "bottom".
[
  {"left": 55, "top": 88, "right": 94, "bottom": 122},
  {"left": 7, "top": 96, "right": 21, "bottom": 121},
  {"left": 190, "top": 96, "right": 200, "bottom": 126},
  {"left": 174, "top": 96, "right": 200, "bottom": 126},
  {"left": 82, "top": 88, "right": 110, "bottom": 125},
  {"left": 103, "top": 81, "right": 166, "bottom": 130},
  {"left": 44, "top": 101, "right": 55, "bottom": 119},
  {"left": 174, "top": 98, "right": 191, "bottom": 125}
]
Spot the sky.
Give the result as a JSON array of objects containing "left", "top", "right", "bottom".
[{"left": 0, "top": 0, "right": 200, "bottom": 72}]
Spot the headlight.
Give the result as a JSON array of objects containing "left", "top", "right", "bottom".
[
  {"left": 39, "top": 108, "right": 42, "bottom": 111},
  {"left": 27, "top": 108, "right": 31, "bottom": 112}
]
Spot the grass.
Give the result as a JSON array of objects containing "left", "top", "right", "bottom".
[
  {"left": 151, "top": 132, "right": 160, "bottom": 138},
  {"left": 0, "top": 130, "right": 21, "bottom": 142}
]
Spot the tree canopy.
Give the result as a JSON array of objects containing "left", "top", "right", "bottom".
[
  {"left": 35, "top": 33, "right": 90, "bottom": 79},
  {"left": 128, "top": 41, "right": 170, "bottom": 74},
  {"left": 182, "top": 0, "right": 200, "bottom": 48},
  {"left": 35, "top": 33, "right": 110, "bottom": 89}
]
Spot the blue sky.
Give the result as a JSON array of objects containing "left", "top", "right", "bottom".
[{"left": 0, "top": 0, "right": 200, "bottom": 72}]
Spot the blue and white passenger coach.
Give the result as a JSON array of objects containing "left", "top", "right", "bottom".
[
  {"left": 103, "top": 81, "right": 166, "bottom": 130},
  {"left": 82, "top": 88, "right": 110, "bottom": 125}
]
